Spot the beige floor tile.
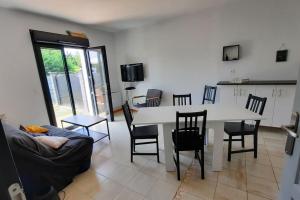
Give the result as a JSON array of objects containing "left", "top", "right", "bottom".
[
  {"left": 264, "top": 137, "right": 285, "bottom": 146},
  {"left": 247, "top": 175, "right": 279, "bottom": 200},
  {"left": 126, "top": 171, "right": 158, "bottom": 196},
  {"left": 248, "top": 193, "right": 272, "bottom": 200},
  {"left": 265, "top": 143, "right": 285, "bottom": 158},
  {"left": 218, "top": 168, "right": 246, "bottom": 191},
  {"left": 59, "top": 183, "right": 93, "bottom": 200},
  {"left": 70, "top": 170, "right": 124, "bottom": 200},
  {"left": 95, "top": 158, "right": 137, "bottom": 186},
  {"left": 186, "top": 162, "right": 218, "bottom": 182},
  {"left": 146, "top": 179, "right": 179, "bottom": 200},
  {"left": 181, "top": 178, "right": 217, "bottom": 200},
  {"left": 270, "top": 155, "right": 285, "bottom": 169},
  {"left": 223, "top": 158, "right": 246, "bottom": 171},
  {"left": 175, "top": 191, "right": 206, "bottom": 200},
  {"left": 114, "top": 188, "right": 145, "bottom": 200},
  {"left": 89, "top": 178, "right": 124, "bottom": 200},
  {"left": 246, "top": 162, "right": 276, "bottom": 182},
  {"left": 273, "top": 167, "right": 282, "bottom": 184},
  {"left": 245, "top": 152, "right": 271, "bottom": 166},
  {"left": 139, "top": 159, "right": 180, "bottom": 185},
  {"left": 214, "top": 183, "right": 247, "bottom": 200}
]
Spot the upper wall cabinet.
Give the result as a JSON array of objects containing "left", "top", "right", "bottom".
[{"left": 218, "top": 82, "right": 296, "bottom": 128}]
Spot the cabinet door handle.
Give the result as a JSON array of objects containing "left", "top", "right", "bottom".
[
  {"left": 240, "top": 88, "right": 242, "bottom": 96},
  {"left": 272, "top": 88, "right": 274, "bottom": 97},
  {"left": 234, "top": 88, "right": 236, "bottom": 96},
  {"left": 279, "top": 89, "right": 282, "bottom": 97}
]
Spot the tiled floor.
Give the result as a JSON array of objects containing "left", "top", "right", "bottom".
[{"left": 59, "top": 115, "right": 285, "bottom": 200}]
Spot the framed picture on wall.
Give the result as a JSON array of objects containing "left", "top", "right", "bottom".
[{"left": 276, "top": 49, "right": 288, "bottom": 62}]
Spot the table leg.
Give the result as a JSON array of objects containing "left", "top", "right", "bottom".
[
  {"left": 210, "top": 121, "right": 225, "bottom": 171},
  {"left": 162, "top": 123, "right": 176, "bottom": 171},
  {"left": 106, "top": 119, "right": 111, "bottom": 140}
]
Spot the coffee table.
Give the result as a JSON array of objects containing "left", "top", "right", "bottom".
[{"left": 61, "top": 114, "right": 110, "bottom": 143}]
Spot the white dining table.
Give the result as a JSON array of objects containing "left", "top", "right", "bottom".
[{"left": 132, "top": 104, "right": 263, "bottom": 171}]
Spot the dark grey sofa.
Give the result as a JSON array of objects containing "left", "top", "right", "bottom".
[{"left": 3, "top": 124, "right": 94, "bottom": 199}]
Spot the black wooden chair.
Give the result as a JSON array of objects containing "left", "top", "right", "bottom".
[
  {"left": 202, "top": 85, "right": 217, "bottom": 104},
  {"left": 173, "top": 94, "right": 192, "bottom": 106},
  {"left": 224, "top": 94, "right": 267, "bottom": 161},
  {"left": 122, "top": 101, "right": 159, "bottom": 162},
  {"left": 202, "top": 85, "right": 217, "bottom": 145},
  {"left": 132, "top": 89, "right": 163, "bottom": 107},
  {"left": 172, "top": 110, "right": 207, "bottom": 180}
]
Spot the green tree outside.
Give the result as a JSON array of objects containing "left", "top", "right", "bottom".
[{"left": 41, "top": 48, "right": 81, "bottom": 74}]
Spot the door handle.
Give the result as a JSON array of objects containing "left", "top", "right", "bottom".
[
  {"left": 282, "top": 126, "right": 298, "bottom": 138},
  {"left": 282, "top": 125, "right": 298, "bottom": 155},
  {"left": 278, "top": 89, "right": 282, "bottom": 97}
]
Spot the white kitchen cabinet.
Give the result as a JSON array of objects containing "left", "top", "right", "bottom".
[
  {"left": 236, "top": 85, "right": 256, "bottom": 108},
  {"left": 272, "top": 85, "right": 296, "bottom": 127},
  {"left": 218, "top": 83, "right": 296, "bottom": 128},
  {"left": 255, "top": 86, "right": 276, "bottom": 126},
  {"left": 219, "top": 85, "right": 237, "bottom": 105}
]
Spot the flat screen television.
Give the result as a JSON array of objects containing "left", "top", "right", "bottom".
[{"left": 121, "top": 63, "right": 144, "bottom": 82}]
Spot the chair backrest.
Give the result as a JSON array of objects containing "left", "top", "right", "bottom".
[
  {"left": 146, "top": 89, "right": 163, "bottom": 107},
  {"left": 245, "top": 94, "right": 267, "bottom": 129},
  {"left": 122, "top": 101, "right": 133, "bottom": 136},
  {"left": 173, "top": 94, "right": 192, "bottom": 106},
  {"left": 174, "top": 110, "right": 207, "bottom": 149},
  {"left": 202, "top": 85, "right": 217, "bottom": 104}
]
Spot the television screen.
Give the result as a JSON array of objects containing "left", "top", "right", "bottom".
[{"left": 121, "top": 63, "right": 144, "bottom": 82}]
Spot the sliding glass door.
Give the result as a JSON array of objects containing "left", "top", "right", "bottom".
[
  {"left": 64, "top": 48, "right": 94, "bottom": 116},
  {"left": 87, "top": 46, "right": 114, "bottom": 120},
  {"left": 40, "top": 47, "right": 75, "bottom": 126},
  {"left": 33, "top": 44, "right": 114, "bottom": 126}
]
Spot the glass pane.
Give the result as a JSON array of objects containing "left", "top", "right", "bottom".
[
  {"left": 64, "top": 48, "right": 94, "bottom": 116},
  {"left": 40, "top": 48, "right": 73, "bottom": 126},
  {"left": 88, "top": 49, "right": 109, "bottom": 117}
]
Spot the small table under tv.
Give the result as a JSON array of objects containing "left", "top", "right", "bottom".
[{"left": 61, "top": 114, "right": 110, "bottom": 143}]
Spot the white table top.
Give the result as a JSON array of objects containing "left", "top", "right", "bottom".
[{"left": 132, "top": 104, "right": 263, "bottom": 125}]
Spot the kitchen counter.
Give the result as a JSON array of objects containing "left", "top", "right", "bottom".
[{"left": 217, "top": 80, "right": 297, "bottom": 85}]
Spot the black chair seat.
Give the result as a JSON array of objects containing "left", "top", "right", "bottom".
[
  {"left": 172, "top": 130, "right": 203, "bottom": 151},
  {"left": 224, "top": 122, "right": 256, "bottom": 136},
  {"left": 133, "top": 125, "right": 158, "bottom": 139}
]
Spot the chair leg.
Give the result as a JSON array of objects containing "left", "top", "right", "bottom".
[
  {"left": 176, "top": 150, "right": 180, "bottom": 180},
  {"left": 241, "top": 135, "right": 245, "bottom": 148},
  {"left": 133, "top": 139, "right": 136, "bottom": 152},
  {"left": 156, "top": 137, "right": 160, "bottom": 163},
  {"left": 254, "top": 133, "right": 258, "bottom": 158},
  {"left": 194, "top": 150, "right": 198, "bottom": 159},
  {"left": 130, "top": 139, "right": 133, "bottom": 162},
  {"left": 228, "top": 135, "right": 232, "bottom": 162},
  {"left": 201, "top": 149, "right": 205, "bottom": 179}
]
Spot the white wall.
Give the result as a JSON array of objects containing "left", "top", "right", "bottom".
[
  {"left": 114, "top": 0, "right": 300, "bottom": 105},
  {"left": 0, "top": 8, "right": 121, "bottom": 126}
]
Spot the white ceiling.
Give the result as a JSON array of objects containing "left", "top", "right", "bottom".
[{"left": 0, "top": 0, "right": 240, "bottom": 31}]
